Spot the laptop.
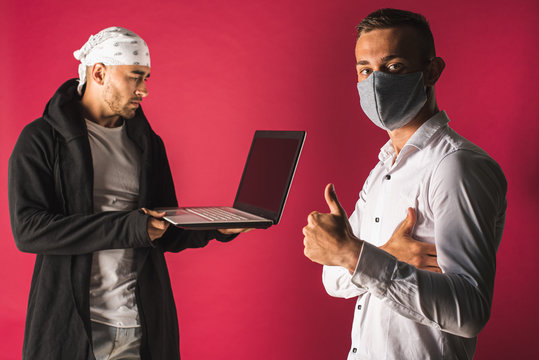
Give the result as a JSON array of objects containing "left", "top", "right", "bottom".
[{"left": 158, "top": 130, "right": 306, "bottom": 229}]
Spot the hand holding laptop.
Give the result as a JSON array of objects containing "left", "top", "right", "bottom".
[
  {"left": 142, "top": 208, "right": 170, "bottom": 241},
  {"left": 142, "top": 208, "right": 253, "bottom": 238},
  {"left": 216, "top": 228, "right": 254, "bottom": 235}
]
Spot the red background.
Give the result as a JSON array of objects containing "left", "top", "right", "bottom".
[{"left": 2, "top": 0, "right": 537, "bottom": 358}]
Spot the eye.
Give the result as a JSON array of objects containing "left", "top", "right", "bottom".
[
  {"left": 358, "top": 68, "right": 372, "bottom": 76},
  {"left": 387, "top": 63, "right": 403, "bottom": 72}
]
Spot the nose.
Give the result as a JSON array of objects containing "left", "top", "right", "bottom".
[{"left": 135, "top": 81, "right": 148, "bottom": 98}]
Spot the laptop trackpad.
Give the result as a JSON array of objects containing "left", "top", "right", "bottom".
[{"left": 163, "top": 209, "right": 207, "bottom": 224}]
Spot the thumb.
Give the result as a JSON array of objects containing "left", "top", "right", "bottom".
[
  {"left": 398, "top": 207, "right": 416, "bottom": 236},
  {"left": 324, "top": 183, "right": 346, "bottom": 216}
]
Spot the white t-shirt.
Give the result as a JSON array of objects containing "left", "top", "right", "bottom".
[{"left": 86, "top": 119, "right": 142, "bottom": 328}]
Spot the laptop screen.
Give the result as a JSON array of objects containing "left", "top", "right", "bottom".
[{"left": 233, "top": 131, "right": 305, "bottom": 223}]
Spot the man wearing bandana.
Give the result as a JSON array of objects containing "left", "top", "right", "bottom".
[
  {"left": 302, "top": 9, "right": 507, "bottom": 360},
  {"left": 8, "top": 27, "right": 247, "bottom": 359}
]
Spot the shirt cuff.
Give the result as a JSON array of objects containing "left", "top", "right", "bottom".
[
  {"left": 350, "top": 241, "right": 397, "bottom": 298},
  {"left": 129, "top": 210, "right": 155, "bottom": 248}
]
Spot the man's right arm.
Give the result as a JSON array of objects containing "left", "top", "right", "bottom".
[
  {"left": 8, "top": 122, "right": 152, "bottom": 255},
  {"left": 322, "top": 202, "right": 368, "bottom": 299},
  {"left": 321, "top": 206, "right": 440, "bottom": 300},
  {"left": 320, "top": 167, "right": 441, "bottom": 300}
]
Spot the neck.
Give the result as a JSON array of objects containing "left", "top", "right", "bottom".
[
  {"left": 388, "top": 93, "right": 439, "bottom": 155},
  {"left": 80, "top": 91, "right": 122, "bottom": 128}
]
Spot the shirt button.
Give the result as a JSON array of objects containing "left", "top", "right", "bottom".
[
  {"left": 357, "top": 305, "right": 362, "bottom": 310},
  {"left": 375, "top": 217, "right": 380, "bottom": 223},
  {"left": 385, "top": 174, "right": 391, "bottom": 180},
  {"left": 352, "top": 348, "right": 357, "bottom": 353}
]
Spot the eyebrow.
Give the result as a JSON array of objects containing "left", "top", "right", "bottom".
[{"left": 356, "top": 55, "right": 402, "bottom": 66}]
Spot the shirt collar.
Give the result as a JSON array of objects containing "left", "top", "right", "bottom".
[
  {"left": 378, "top": 140, "right": 395, "bottom": 163},
  {"left": 378, "top": 111, "right": 450, "bottom": 164},
  {"left": 405, "top": 110, "right": 450, "bottom": 150}
]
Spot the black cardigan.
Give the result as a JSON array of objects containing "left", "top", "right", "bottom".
[{"left": 8, "top": 79, "right": 232, "bottom": 359}]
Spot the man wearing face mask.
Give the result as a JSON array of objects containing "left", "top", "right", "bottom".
[{"left": 303, "top": 8, "right": 507, "bottom": 359}]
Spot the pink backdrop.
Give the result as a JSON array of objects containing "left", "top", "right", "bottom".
[{"left": 2, "top": 0, "right": 537, "bottom": 358}]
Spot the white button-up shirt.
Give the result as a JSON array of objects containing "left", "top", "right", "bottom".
[{"left": 323, "top": 111, "right": 507, "bottom": 359}]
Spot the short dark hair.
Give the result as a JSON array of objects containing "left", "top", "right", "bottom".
[{"left": 356, "top": 8, "right": 436, "bottom": 58}]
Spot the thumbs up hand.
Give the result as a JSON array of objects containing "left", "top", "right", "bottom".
[
  {"left": 303, "top": 184, "right": 363, "bottom": 274},
  {"left": 380, "top": 208, "right": 441, "bottom": 273}
]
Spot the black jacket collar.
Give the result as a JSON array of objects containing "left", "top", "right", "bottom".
[{"left": 42, "top": 78, "right": 153, "bottom": 145}]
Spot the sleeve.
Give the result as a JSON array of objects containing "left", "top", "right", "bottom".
[
  {"left": 322, "top": 175, "right": 371, "bottom": 299},
  {"left": 8, "top": 123, "right": 152, "bottom": 256},
  {"left": 350, "top": 149, "right": 507, "bottom": 338},
  {"left": 155, "top": 227, "right": 237, "bottom": 253},
  {"left": 322, "top": 264, "right": 366, "bottom": 299}
]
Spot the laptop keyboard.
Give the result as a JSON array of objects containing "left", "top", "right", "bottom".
[{"left": 186, "top": 207, "right": 249, "bottom": 221}]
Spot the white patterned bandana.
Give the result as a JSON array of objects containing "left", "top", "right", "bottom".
[{"left": 73, "top": 27, "right": 151, "bottom": 95}]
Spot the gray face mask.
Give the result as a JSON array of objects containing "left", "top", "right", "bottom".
[{"left": 357, "top": 71, "right": 427, "bottom": 131}]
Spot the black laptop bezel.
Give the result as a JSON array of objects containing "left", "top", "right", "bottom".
[{"left": 232, "top": 130, "right": 305, "bottom": 225}]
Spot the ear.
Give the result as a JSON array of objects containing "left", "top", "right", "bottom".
[
  {"left": 425, "top": 57, "right": 445, "bottom": 87},
  {"left": 89, "top": 63, "right": 107, "bottom": 86}
]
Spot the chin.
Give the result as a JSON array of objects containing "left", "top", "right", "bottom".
[{"left": 122, "top": 110, "right": 137, "bottom": 119}]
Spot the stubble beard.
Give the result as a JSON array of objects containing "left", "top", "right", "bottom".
[{"left": 103, "top": 82, "right": 137, "bottom": 120}]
